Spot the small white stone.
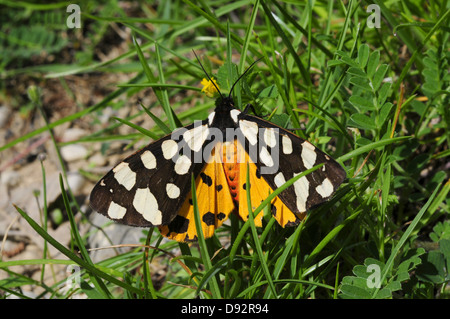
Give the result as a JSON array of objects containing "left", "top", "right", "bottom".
[
  {"left": 67, "top": 172, "right": 85, "bottom": 193},
  {"left": 0, "top": 105, "right": 11, "bottom": 127},
  {"left": 61, "top": 128, "right": 87, "bottom": 142},
  {"left": 89, "top": 153, "right": 107, "bottom": 166},
  {"left": 1, "top": 170, "right": 20, "bottom": 187},
  {"left": 61, "top": 144, "right": 88, "bottom": 162}
]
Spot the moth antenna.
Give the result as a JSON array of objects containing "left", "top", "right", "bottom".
[
  {"left": 228, "top": 57, "right": 263, "bottom": 99},
  {"left": 193, "top": 50, "right": 224, "bottom": 100}
]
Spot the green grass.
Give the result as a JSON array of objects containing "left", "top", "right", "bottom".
[{"left": 0, "top": 0, "right": 449, "bottom": 299}]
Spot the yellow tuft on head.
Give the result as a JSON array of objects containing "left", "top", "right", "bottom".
[{"left": 201, "top": 77, "right": 220, "bottom": 97}]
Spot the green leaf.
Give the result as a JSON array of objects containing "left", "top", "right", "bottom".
[
  {"left": 377, "top": 82, "right": 392, "bottom": 107},
  {"left": 80, "top": 280, "right": 107, "bottom": 299},
  {"left": 340, "top": 284, "right": 372, "bottom": 299},
  {"left": 430, "top": 221, "right": 450, "bottom": 242},
  {"left": 416, "top": 251, "right": 446, "bottom": 284},
  {"left": 372, "top": 64, "right": 389, "bottom": 91},
  {"left": 327, "top": 59, "right": 345, "bottom": 67},
  {"left": 440, "top": 238, "right": 450, "bottom": 254},
  {"left": 379, "top": 102, "right": 394, "bottom": 126},
  {"left": 358, "top": 44, "right": 370, "bottom": 68},
  {"left": 270, "top": 113, "right": 291, "bottom": 128},
  {"left": 349, "top": 95, "right": 375, "bottom": 111},
  {"left": 347, "top": 67, "right": 367, "bottom": 78},
  {"left": 349, "top": 113, "right": 377, "bottom": 130},
  {"left": 257, "top": 84, "right": 278, "bottom": 98},
  {"left": 349, "top": 76, "right": 373, "bottom": 92},
  {"left": 218, "top": 61, "right": 238, "bottom": 92},
  {"left": 335, "top": 50, "right": 360, "bottom": 68},
  {"left": 367, "top": 50, "right": 380, "bottom": 78}
]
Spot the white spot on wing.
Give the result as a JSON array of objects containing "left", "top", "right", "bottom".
[
  {"left": 274, "top": 172, "right": 286, "bottom": 188},
  {"left": 263, "top": 128, "right": 277, "bottom": 148},
  {"left": 113, "top": 162, "right": 136, "bottom": 191},
  {"left": 208, "top": 112, "right": 215, "bottom": 125},
  {"left": 183, "top": 124, "right": 209, "bottom": 152},
  {"left": 293, "top": 173, "right": 309, "bottom": 212},
  {"left": 108, "top": 201, "right": 126, "bottom": 219},
  {"left": 174, "top": 155, "right": 191, "bottom": 175},
  {"left": 316, "top": 178, "right": 334, "bottom": 198},
  {"left": 282, "top": 135, "right": 293, "bottom": 154},
  {"left": 141, "top": 150, "right": 157, "bottom": 170},
  {"left": 166, "top": 183, "right": 180, "bottom": 199},
  {"left": 239, "top": 120, "right": 258, "bottom": 145},
  {"left": 301, "top": 141, "right": 317, "bottom": 169},
  {"left": 259, "top": 146, "right": 274, "bottom": 167},
  {"left": 230, "top": 109, "right": 241, "bottom": 123},
  {"left": 161, "top": 140, "right": 178, "bottom": 160},
  {"left": 133, "top": 188, "right": 162, "bottom": 225}
]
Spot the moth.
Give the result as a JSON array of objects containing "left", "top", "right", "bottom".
[{"left": 90, "top": 57, "right": 346, "bottom": 242}]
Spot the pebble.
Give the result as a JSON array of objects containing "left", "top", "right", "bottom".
[
  {"left": 89, "top": 153, "right": 107, "bottom": 167},
  {"left": 0, "top": 105, "right": 11, "bottom": 127},
  {"left": 1, "top": 170, "right": 21, "bottom": 187},
  {"left": 61, "top": 128, "right": 87, "bottom": 142},
  {"left": 60, "top": 144, "right": 88, "bottom": 162},
  {"left": 67, "top": 172, "right": 85, "bottom": 193}
]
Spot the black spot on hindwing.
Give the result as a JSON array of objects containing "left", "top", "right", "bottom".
[
  {"left": 202, "top": 212, "right": 215, "bottom": 226},
  {"left": 166, "top": 215, "right": 189, "bottom": 234},
  {"left": 200, "top": 172, "right": 213, "bottom": 186}
]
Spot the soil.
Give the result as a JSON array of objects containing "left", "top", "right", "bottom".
[{"left": 0, "top": 12, "right": 165, "bottom": 297}]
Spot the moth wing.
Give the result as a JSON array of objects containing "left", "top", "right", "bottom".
[
  {"left": 238, "top": 113, "right": 346, "bottom": 223},
  {"left": 89, "top": 121, "right": 211, "bottom": 227},
  {"left": 158, "top": 142, "right": 235, "bottom": 242}
]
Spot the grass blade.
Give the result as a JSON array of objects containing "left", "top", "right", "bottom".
[
  {"left": 191, "top": 174, "right": 222, "bottom": 299},
  {"left": 245, "top": 163, "right": 277, "bottom": 298},
  {"left": 13, "top": 203, "right": 144, "bottom": 297}
]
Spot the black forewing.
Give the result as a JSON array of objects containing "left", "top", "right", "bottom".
[
  {"left": 237, "top": 113, "right": 346, "bottom": 214},
  {"left": 89, "top": 120, "right": 213, "bottom": 227}
]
